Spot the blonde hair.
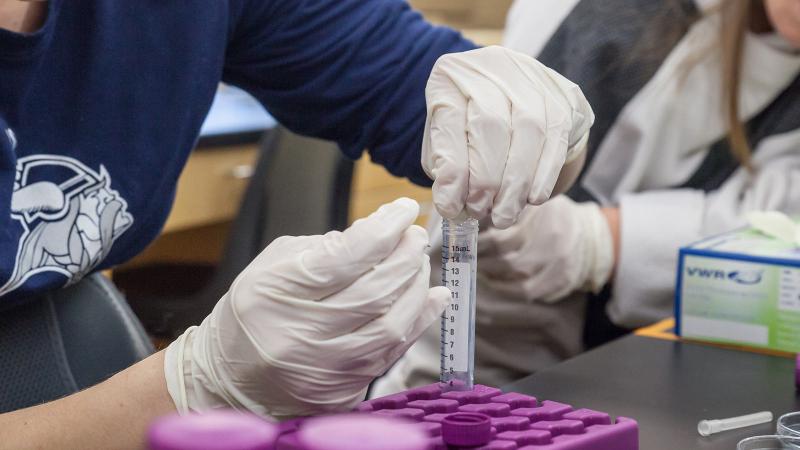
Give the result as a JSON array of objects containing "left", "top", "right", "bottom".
[
  {"left": 719, "top": 0, "right": 753, "bottom": 169},
  {"left": 637, "top": 1, "right": 754, "bottom": 169}
]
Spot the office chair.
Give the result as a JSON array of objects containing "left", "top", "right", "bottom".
[
  {"left": 0, "top": 273, "right": 154, "bottom": 413},
  {"left": 120, "top": 127, "right": 354, "bottom": 338}
]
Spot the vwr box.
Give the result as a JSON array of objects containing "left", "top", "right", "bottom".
[{"left": 676, "top": 227, "right": 800, "bottom": 353}]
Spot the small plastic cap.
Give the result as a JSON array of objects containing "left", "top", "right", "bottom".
[
  {"left": 698, "top": 420, "right": 717, "bottom": 437},
  {"left": 442, "top": 412, "right": 492, "bottom": 447},
  {"left": 298, "top": 414, "right": 428, "bottom": 450},
  {"left": 148, "top": 411, "right": 278, "bottom": 450}
]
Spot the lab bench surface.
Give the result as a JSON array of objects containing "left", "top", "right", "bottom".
[{"left": 504, "top": 335, "right": 800, "bottom": 449}]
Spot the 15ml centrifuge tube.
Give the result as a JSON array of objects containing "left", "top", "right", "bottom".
[{"left": 440, "top": 217, "right": 478, "bottom": 392}]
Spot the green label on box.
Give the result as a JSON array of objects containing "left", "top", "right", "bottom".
[{"left": 680, "top": 254, "right": 800, "bottom": 352}]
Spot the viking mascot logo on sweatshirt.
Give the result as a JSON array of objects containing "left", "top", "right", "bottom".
[{"left": 1, "top": 154, "right": 133, "bottom": 296}]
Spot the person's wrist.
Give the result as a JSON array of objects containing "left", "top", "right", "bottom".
[
  {"left": 600, "top": 207, "right": 620, "bottom": 277},
  {"left": 163, "top": 326, "right": 195, "bottom": 414},
  {"left": 164, "top": 324, "right": 233, "bottom": 415},
  {"left": 574, "top": 202, "right": 614, "bottom": 294}
]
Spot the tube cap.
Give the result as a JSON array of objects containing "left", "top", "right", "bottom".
[
  {"left": 442, "top": 412, "right": 492, "bottom": 446},
  {"left": 147, "top": 411, "right": 278, "bottom": 450},
  {"left": 298, "top": 414, "right": 428, "bottom": 450}
]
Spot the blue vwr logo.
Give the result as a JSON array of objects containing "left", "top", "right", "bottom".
[{"left": 685, "top": 267, "right": 763, "bottom": 285}]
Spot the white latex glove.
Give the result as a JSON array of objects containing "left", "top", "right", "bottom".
[
  {"left": 422, "top": 46, "right": 595, "bottom": 229},
  {"left": 164, "top": 198, "right": 451, "bottom": 419},
  {"left": 477, "top": 196, "right": 613, "bottom": 303}
]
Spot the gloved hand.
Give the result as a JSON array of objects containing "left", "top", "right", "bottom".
[
  {"left": 477, "top": 196, "right": 613, "bottom": 303},
  {"left": 163, "top": 198, "right": 450, "bottom": 419},
  {"left": 422, "top": 46, "right": 595, "bottom": 229}
]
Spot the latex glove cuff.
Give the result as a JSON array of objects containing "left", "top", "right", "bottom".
[
  {"left": 575, "top": 201, "right": 614, "bottom": 295},
  {"left": 164, "top": 323, "right": 256, "bottom": 418}
]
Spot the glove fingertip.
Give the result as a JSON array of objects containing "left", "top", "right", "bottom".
[
  {"left": 490, "top": 211, "right": 515, "bottom": 230},
  {"left": 391, "top": 197, "right": 420, "bottom": 214},
  {"left": 407, "top": 224, "right": 429, "bottom": 243},
  {"left": 527, "top": 190, "right": 549, "bottom": 206},
  {"left": 428, "top": 286, "right": 452, "bottom": 312},
  {"left": 376, "top": 197, "right": 420, "bottom": 226},
  {"left": 434, "top": 199, "right": 463, "bottom": 221},
  {"left": 354, "top": 197, "right": 421, "bottom": 245}
]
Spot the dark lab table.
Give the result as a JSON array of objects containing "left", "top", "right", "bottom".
[{"left": 504, "top": 335, "right": 800, "bottom": 449}]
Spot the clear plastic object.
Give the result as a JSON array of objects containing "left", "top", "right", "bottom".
[
  {"left": 737, "top": 435, "right": 800, "bottom": 449},
  {"left": 698, "top": 411, "right": 774, "bottom": 437},
  {"left": 778, "top": 412, "right": 800, "bottom": 437},
  {"left": 440, "top": 217, "right": 478, "bottom": 392}
]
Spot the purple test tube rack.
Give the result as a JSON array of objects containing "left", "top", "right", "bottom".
[{"left": 273, "top": 383, "right": 638, "bottom": 450}]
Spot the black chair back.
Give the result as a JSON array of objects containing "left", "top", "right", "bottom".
[{"left": 0, "top": 273, "right": 153, "bottom": 413}]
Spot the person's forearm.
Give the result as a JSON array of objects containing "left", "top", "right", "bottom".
[
  {"left": 601, "top": 206, "right": 620, "bottom": 275},
  {"left": 0, "top": 351, "right": 175, "bottom": 450}
]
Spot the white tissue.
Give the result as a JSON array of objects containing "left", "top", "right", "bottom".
[{"left": 746, "top": 211, "right": 800, "bottom": 246}]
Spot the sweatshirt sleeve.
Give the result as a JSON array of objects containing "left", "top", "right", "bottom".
[
  {"left": 222, "top": 0, "right": 475, "bottom": 186},
  {"left": 609, "top": 129, "right": 800, "bottom": 328}
]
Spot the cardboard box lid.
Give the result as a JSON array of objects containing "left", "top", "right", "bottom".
[{"left": 687, "top": 227, "right": 800, "bottom": 261}]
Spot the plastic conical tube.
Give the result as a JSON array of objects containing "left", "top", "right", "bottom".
[
  {"left": 440, "top": 217, "right": 478, "bottom": 392},
  {"left": 698, "top": 411, "right": 774, "bottom": 436}
]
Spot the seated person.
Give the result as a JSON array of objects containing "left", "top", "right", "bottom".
[
  {"left": 374, "top": 0, "right": 800, "bottom": 394},
  {"left": 0, "top": 0, "right": 593, "bottom": 447}
]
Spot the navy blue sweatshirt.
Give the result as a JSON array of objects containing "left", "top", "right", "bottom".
[{"left": 0, "top": 0, "right": 474, "bottom": 302}]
